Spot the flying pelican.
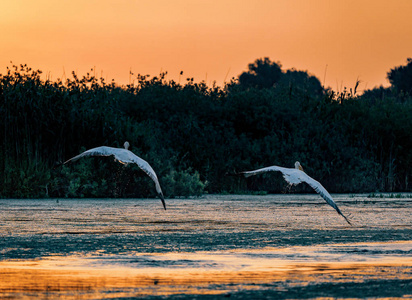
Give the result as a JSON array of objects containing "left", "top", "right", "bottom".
[
  {"left": 239, "top": 161, "right": 351, "bottom": 224},
  {"left": 61, "top": 141, "right": 166, "bottom": 210}
]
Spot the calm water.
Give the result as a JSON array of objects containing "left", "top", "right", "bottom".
[{"left": 0, "top": 194, "right": 411, "bottom": 299}]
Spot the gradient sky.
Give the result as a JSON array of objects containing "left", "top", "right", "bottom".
[{"left": 1, "top": 0, "right": 412, "bottom": 91}]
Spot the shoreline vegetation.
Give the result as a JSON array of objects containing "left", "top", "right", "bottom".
[{"left": 1, "top": 58, "right": 411, "bottom": 199}]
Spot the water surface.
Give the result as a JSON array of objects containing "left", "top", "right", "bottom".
[{"left": 0, "top": 194, "right": 411, "bottom": 299}]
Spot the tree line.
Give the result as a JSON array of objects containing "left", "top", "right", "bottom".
[{"left": 1, "top": 58, "right": 411, "bottom": 198}]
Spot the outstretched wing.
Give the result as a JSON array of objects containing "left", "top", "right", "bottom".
[
  {"left": 299, "top": 172, "right": 351, "bottom": 225},
  {"left": 63, "top": 146, "right": 122, "bottom": 164},
  {"left": 240, "top": 165, "right": 291, "bottom": 178},
  {"left": 126, "top": 152, "right": 166, "bottom": 210},
  {"left": 63, "top": 146, "right": 166, "bottom": 210},
  {"left": 240, "top": 165, "right": 351, "bottom": 225},
  {"left": 240, "top": 165, "right": 304, "bottom": 185}
]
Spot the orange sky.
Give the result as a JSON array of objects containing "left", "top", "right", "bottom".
[{"left": 1, "top": 0, "right": 412, "bottom": 92}]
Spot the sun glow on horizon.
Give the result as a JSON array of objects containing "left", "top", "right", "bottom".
[{"left": 1, "top": 0, "right": 412, "bottom": 91}]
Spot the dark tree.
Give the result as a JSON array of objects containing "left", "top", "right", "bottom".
[
  {"left": 278, "top": 69, "right": 324, "bottom": 96},
  {"left": 387, "top": 58, "right": 412, "bottom": 95},
  {"left": 238, "top": 57, "right": 283, "bottom": 89}
]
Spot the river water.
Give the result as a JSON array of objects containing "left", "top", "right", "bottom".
[{"left": 0, "top": 194, "right": 411, "bottom": 299}]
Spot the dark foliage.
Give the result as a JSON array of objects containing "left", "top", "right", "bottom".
[
  {"left": 387, "top": 58, "right": 412, "bottom": 96},
  {"left": 0, "top": 60, "right": 411, "bottom": 198},
  {"left": 238, "top": 57, "right": 283, "bottom": 89}
]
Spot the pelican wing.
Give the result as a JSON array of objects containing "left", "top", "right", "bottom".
[
  {"left": 117, "top": 152, "right": 166, "bottom": 210},
  {"left": 241, "top": 165, "right": 351, "bottom": 225},
  {"left": 296, "top": 172, "right": 346, "bottom": 218},
  {"left": 240, "top": 165, "right": 291, "bottom": 178},
  {"left": 63, "top": 146, "right": 123, "bottom": 164},
  {"left": 126, "top": 152, "right": 165, "bottom": 207},
  {"left": 241, "top": 166, "right": 304, "bottom": 185},
  {"left": 63, "top": 146, "right": 166, "bottom": 210}
]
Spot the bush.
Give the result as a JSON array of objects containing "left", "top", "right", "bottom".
[
  {"left": 162, "top": 169, "right": 206, "bottom": 198},
  {"left": 1, "top": 62, "right": 411, "bottom": 198}
]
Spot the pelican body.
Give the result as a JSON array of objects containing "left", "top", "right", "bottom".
[
  {"left": 63, "top": 142, "right": 166, "bottom": 210},
  {"left": 240, "top": 161, "right": 351, "bottom": 224}
]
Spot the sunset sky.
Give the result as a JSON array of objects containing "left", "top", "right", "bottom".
[{"left": 1, "top": 0, "right": 412, "bottom": 91}]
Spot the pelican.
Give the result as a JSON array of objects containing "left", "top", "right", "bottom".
[
  {"left": 239, "top": 161, "right": 351, "bottom": 224},
  {"left": 62, "top": 141, "right": 166, "bottom": 210}
]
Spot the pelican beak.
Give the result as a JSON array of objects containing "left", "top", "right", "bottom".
[{"left": 159, "top": 193, "right": 166, "bottom": 210}]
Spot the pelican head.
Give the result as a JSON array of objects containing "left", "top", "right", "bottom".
[
  {"left": 124, "top": 141, "right": 130, "bottom": 150},
  {"left": 295, "top": 161, "right": 304, "bottom": 171}
]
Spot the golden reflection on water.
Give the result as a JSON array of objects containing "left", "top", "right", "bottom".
[{"left": 1, "top": 243, "right": 411, "bottom": 299}]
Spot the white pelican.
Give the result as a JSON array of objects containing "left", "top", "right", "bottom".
[
  {"left": 62, "top": 141, "right": 166, "bottom": 210},
  {"left": 239, "top": 161, "right": 351, "bottom": 224}
]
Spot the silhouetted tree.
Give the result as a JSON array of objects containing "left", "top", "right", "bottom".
[
  {"left": 278, "top": 69, "right": 324, "bottom": 97},
  {"left": 238, "top": 58, "right": 324, "bottom": 98},
  {"left": 361, "top": 86, "right": 393, "bottom": 105},
  {"left": 387, "top": 58, "right": 412, "bottom": 95},
  {"left": 238, "top": 57, "right": 283, "bottom": 89}
]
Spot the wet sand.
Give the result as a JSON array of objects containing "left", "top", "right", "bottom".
[{"left": 0, "top": 195, "right": 411, "bottom": 299}]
